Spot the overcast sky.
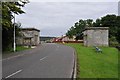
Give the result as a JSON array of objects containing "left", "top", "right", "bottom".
[{"left": 15, "top": 1, "right": 119, "bottom": 37}]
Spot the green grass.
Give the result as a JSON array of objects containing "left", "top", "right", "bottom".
[
  {"left": 3, "top": 46, "right": 31, "bottom": 53},
  {"left": 9, "top": 46, "right": 31, "bottom": 52},
  {"left": 65, "top": 43, "right": 118, "bottom": 78},
  {"left": 16, "top": 46, "right": 31, "bottom": 51}
]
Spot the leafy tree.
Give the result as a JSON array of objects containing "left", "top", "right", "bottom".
[
  {"left": 100, "top": 15, "right": 117, "bottom": 37},
  {"left": 93, "top": 14, "right": 120, "bottom": 45},
  {"left": 66, "top": 26, "right": 76, "bottom": 38},
  {"left": 93, "top": 18, "right": 101, "bottom": 27},
  {"left": 116, "top": 16, "right": 120, "bottom": 43},
  {"left": 85, "top": 19, "right": 93, "bottom": 27},
  {"left": 98, "top": 15, "right": 120, "bottom": 45},
  {"left": 66, "top": 19, "right": 94, "bottom": 40},
  {"left": 66, "top": 14, "right": 120, "bottom": 45},
  {"left": 2, "top": 1, "right": 29, "bottom": 51}
]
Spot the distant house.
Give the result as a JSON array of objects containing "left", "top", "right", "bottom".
[
  {"left": 17, "top": 28, "right": 40, "bottom": 46},
  {"left": 61, "top": 36, "right": 76, "bottom": 41},
  {"left": 83, "top": 27, "right": 109, "bottom": 46},
  {"left": 52, "top": 36, "right": 76, "bottom": 42}
]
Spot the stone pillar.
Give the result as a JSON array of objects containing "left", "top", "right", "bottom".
[{"left": 83, "top": 27, "right": 109, "bottom": 46}]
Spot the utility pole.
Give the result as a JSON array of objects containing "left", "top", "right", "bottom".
[{"left": 13, "top": 10, "right": 16, "bottom": 52}]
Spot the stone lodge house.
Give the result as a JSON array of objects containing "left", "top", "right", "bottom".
[
  {"left": 17, "top": 28, "right": 40, "bottom": 46},
  {"left": 83, "top": 27, "right": 109, "bottom": 46},
  {"left": 52, "top": 36, "right": 76, "bottom": 42}
]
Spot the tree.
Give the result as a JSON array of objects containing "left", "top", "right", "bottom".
[
  {"left": 2, "top": 1, "right": 29, "bottom": 51},
  {"left": 66, "top": 19, "right": 94, "bottom": 40},
  {"left": 100, "top": 14, "right": 117, "bottom": 37},
  {"left": 66, "top": 14, "right": 120, "bottom": 45},
  {"left": 86, "top": 19, "right": 93, "bottom": 27},
  {"left": 116, "top": 16, "right": 120, "bottom": 43},
  {"left": 93, "top": 14, "right": 120, "bottom": 45},
  {"left": 93, "top": 18, "right": 101, "bottom": 27},
  {"left": 66, "top": 26, "right": 76, "bottom": 38}
]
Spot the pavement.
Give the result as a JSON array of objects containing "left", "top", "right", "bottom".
[{"left": 2, "top": 43, "right": 75, "bottom": 79}]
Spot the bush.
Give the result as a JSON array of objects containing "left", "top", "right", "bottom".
[{"left": 109, "top": 36, "right": 119, "bottom": 47}]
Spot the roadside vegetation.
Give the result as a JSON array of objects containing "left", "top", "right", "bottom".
[
  {"left": 65, "top": 43, "right": 118, "bottom": 78},
  {"left": 3, "top": 46, "right": 31, "bottom": 54},
  {"left": 66, "top": 15, "right": 120, "bottom": 47},
  {"left": 2, "top": 1, "right": 29, "bottom": 52},
  {"left": 16, "top": 46, "right": 31, "bottom": 52}
]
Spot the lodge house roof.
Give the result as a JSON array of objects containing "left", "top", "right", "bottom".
[{"left": 21, "top": 28, "right": 40, "bottom": 32}]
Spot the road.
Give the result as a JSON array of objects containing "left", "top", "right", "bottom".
[{"left": 2, "top": 43, "right": 75, "bottom": 78}]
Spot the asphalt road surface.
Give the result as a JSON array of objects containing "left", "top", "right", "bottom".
[{"left": 2, "top": 43, "right": 75, "bottom": 78}]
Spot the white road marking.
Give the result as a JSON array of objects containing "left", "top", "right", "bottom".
[
  {"left": 40, "top": 56, "right": 47, "bottom": 61},
  {"left": 1, "top": 54, "right": 25, "bottom": 62},
  {"left": 5, "top": 70, "right": 22, "bottom": 78}
]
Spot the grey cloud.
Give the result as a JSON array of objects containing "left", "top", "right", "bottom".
[
  {"left": 16, "top": 2, "right": 118, "bottom": 37},
  {"left": 30, "top": 0, "right": 119, "bottom": 2}
]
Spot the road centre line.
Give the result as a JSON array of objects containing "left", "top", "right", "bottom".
[
  {"left": 1, "top": 54, "right": 25, "bottom": 61},
  {"left": 40, "top": 56, "right": 47, "bottom": 61},
  {"left": 5, "top": 69, "right": 22, "bottom": 78}
]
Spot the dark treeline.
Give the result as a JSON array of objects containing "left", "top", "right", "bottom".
[
  {"left": 66, "top": 14, "right": 120, "bottom": 46},
  {"left": 40, "top": 36, "right": 56, "bottom": 41}
]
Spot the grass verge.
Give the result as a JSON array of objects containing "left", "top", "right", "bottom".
[
  {"left": 16, "top": 46, "right": 31, "bottom": 52},
  {"left": 65, "top": 43, "right": 118, "bottom": 78},
  {"left": 3, "top": 46, "right": 31, "bottom": 54}
]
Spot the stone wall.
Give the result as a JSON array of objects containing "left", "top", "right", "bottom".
[
  {"left": 16, "top": 28, "right": 40, "bottom": 46},
  {"left": 83, "top": 27, "right": 109, "bottom": 46},
  {"left": 30, "top": 30, "right": 40, "bottom": 45}
]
